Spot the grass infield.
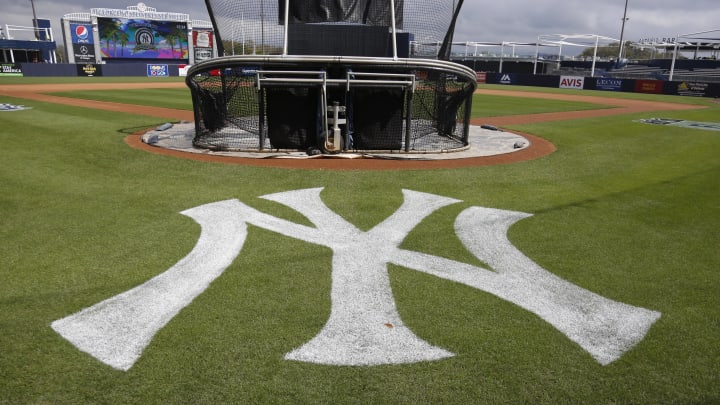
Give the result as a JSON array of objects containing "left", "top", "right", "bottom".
[{"left": 0, "top": 78, "right": 718, "bottom": 403}]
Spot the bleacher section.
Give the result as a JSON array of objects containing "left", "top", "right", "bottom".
[
  {"left": 548, "top": 66, "right": 604, "bottom": 77},
  {"left": 667, "top": 68, "right": 720, "bottom": 83},
  {"left": 606, "top": 65, "right": 665, "bottom": 80},
  {"left": 599, "top": 62, "right": 720, "bottom": 83}
]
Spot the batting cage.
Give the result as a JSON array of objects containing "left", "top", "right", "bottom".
[{"left": 186, "top": 0, "right": 476, "bottom": 154}]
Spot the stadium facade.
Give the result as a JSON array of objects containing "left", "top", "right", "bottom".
[{"left": 1, "top": 19, "right": 57, "bottom": 65}]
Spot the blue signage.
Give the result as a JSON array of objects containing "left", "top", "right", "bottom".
[
  {"left": 596, "top": 78, "right": 622, "bottom": 92},
  {"left": 70, "top": 24, "right": 94, "bottom": 44},
  {"left": 147, "top": 64, "right": 169, "bottom": 77}
]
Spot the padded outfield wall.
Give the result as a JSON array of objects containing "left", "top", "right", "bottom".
[
  {"left": 8, "top": 63, "right": 719, "bottom": 98},
  {"left": 13, "top": 62, "right": 187, "bottom": 77},
  {"left": 484, "top": 72, "right": 720, "bottom": 98}
]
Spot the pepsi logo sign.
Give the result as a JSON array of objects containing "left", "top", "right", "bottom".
[{"left": 75, "top": 25, "right": 88, "bottom": 40}]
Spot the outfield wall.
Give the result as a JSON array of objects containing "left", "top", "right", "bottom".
[
  {"left": 4, "top": 62, "right": 719, "bottom": 98},
  {"left": 484, "top": 73, "right": 720, "bottom": 98},
  {"left": 11, "top": 63, "right": 185, "bottom": 78}
]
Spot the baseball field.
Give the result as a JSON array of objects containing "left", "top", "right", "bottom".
[{"left": 0, "top": 76, "right": 718, "bottom": 403}]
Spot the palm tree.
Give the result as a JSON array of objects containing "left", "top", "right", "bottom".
[
  {"left": 118, "top": 32, "right": 130, "bottom": 57},
  {"left": 99, "top": 20, "right": 122, "bottom": 58},
  {"left": 166, "top": 33, "right": 177, "bottom": 58},
  {"left": 169, "top": 26, "right": 187, "bottom": 59}
]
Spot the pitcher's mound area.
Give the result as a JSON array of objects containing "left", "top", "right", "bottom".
[{"left": 129, "top": 123, "right": 555, "bottom": 170}]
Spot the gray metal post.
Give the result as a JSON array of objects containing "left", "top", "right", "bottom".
[
  {"left": 404, "top": 89, "right": 413, "bottom": 152},
  {"left": 30, "top": 0, "right": 39, "bottom": 40},
  {"left": 618, "top": 0, "right": 629, "bottom": 62},
  {"left": 258, "top": 85, "right": 266, "bottom": 150},
  {"left": 283, "top": 0, "right": 289, "bottom": 55},
  {"left": 669, "top": 37, "right": 679, "bottom": 81},
  {"left": 591, "top": 35, "right": 599, "bottom": 77},
  {"left": 390, "top": 0, "right": 398, "bottom": 60},
  {"left": 533, "top": 39, "right": 539, "bottom": 74}
]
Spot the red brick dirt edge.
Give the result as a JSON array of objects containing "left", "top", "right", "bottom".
[{"left": 0, "top": 82, "right": 704, "bottom": 170}]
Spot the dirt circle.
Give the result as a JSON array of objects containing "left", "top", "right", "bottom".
[
  {"left": 126, "top": 128, "right": 556, "bottom": 170},
  {"left": 0, "top": 82, "right": 702, "bottom": 170}
]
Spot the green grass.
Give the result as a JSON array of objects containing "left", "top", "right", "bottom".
[
  {"left": 471, "top": 92, "right": 614, "bottom": 117},
  {"left": 49, "top": 88, "right": 194, "bottom": 110},
  {"left": 0, "top": 79, "right": 718, "bottom": 403},
  {"left": 48, "top": 88, "right": 610, "bottom": 118}
]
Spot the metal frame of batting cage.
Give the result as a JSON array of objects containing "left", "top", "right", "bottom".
[{"left": 188, "top": 0, "right": 476, "bottom": 154}]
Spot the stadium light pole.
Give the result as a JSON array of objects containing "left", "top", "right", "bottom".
[
  {"left": 617, "top": 0, "right": 629, "bottom": 65},
  {"left": 260, "top": 0, "right": 264, "bottom": 55},
  {"left": 30, "top": 0, "right": 39, "bottom": 39}
]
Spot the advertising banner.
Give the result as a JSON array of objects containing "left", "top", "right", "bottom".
[
  {"left": 70, "top": 23, "right": 94, "bottom": 44},
  {"left": 498, "top": 73, "right": 515, "bottom": 85},
  {"left": 147, "top": 64, "right": 169, "bottom": 77},
  {"left": 193, "top": 30, "right": 213, "bottom": 48},
  {"left": 595, "top": 78, "right": 622, "bottom": 92},
  {"left": 97, "top": 17, "right": 188, "bottom": 60},
  {"left": 77, "top": 63, "right": 103, "bottom": 77},
  {"left": 676, "top": 82, "right": 709, "bottom": 97},
  {"left": 559, "top": 76, "right": 585, "bottom": 90},
  {"left": 72, "top": 44, "right": 96, "bottom": 62},
  {"left": 634, "top": 80, "right": 664, "bottom": 94},
  {"left": 69, "top": 23, "right": 96, "bottom": 62},
  {"left": 192, "top": 30, "right": 214, "bottom": 62},
  {"left": 0, "top": 64, "right": 23, "bottom": 76},
  {"left": 194, "top": 48, "right": 213, "bottom": 62},
  {"left": 485, "top": 73, "right": 559, "bottom": 87}
]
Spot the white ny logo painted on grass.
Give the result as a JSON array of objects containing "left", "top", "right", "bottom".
[{"left": 52, "top": 188, "right": 660, "bottom": 371}]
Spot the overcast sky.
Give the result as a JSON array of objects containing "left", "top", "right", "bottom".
[{"left": 3, "top": 0, "right": 718, "bottom": 47}]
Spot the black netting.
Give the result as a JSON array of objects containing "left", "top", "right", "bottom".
[
  {"left": 408, "top": 71, "right": 474, "bottom": 150},
  {"left": 206, "top": 0, "right": 463, "bottom": 59},
  {"left": 266, "top": 87, "right": 319, "bottom": 149},
  {"left": 351, "top": 87, "right": 404, "bottom": 149},
  {"left": 279, "top": 0, "right": 403, "bottom": 27},
  {"left": 187, "top": 0, "right": 475, "bottom": 153},
  {"left": 188, "top": 72, "right": 268, "bottom": 150},
  {"left": 187, "top": 61, "right": 475, "bottom": 152}
]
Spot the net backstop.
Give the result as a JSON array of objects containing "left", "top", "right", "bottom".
[{"left": 186, "top": 0, "right": 476, "bottom": 154}]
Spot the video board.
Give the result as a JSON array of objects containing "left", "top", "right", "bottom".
[{"left": 97, "top": 17, "right": 188, "bottom": 59}]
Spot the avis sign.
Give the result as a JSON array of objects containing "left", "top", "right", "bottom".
[
  {"left": 560, "top": 75, "right": 585, "bottom": 89},
  {"left": 52, "top": 188, "right": 660, "bottom": 370}
]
